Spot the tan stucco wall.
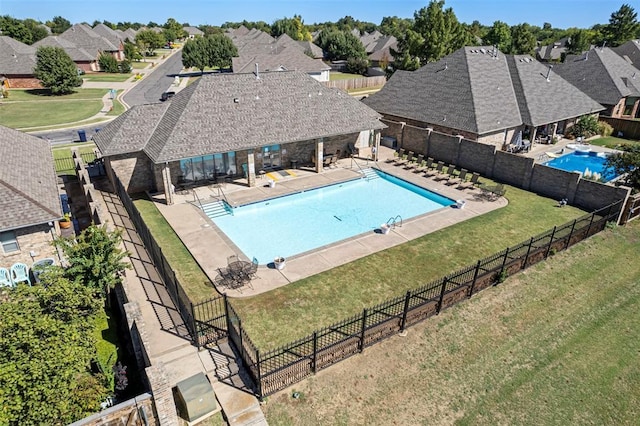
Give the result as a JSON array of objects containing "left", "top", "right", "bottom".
[{"left": 1, "top": 223, "right": 59, "bottom": 268}]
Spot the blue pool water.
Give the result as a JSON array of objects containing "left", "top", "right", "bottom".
[
  {"left": 210, "top": 170, "right": 454, "bottom": 264},
  {"left": 544, "top": 151, "right": 616, "bottom": 182}
]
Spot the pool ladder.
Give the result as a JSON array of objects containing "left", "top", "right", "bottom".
[{"left": 386, "top": 215, "right": 403, "bottom": 229}]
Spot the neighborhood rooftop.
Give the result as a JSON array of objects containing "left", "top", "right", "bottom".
[{"left": 94, "top": 70, "right": 385, "bottom": 163}]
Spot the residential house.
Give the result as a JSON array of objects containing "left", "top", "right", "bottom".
[
  {"left": 613, "top": 39, "right": 640, "bottom": 70},
  {"left": 33, "top": 36, "right": 99, "bottom": 72},
  {"left": 0, "top": 125, "right": 63, "bottom": 266},
  {"left": 92, "top": 23, "right": 126, "bottom": 57},
  {"left": 535, "top": 36, "right": 570, "bottom": 62},
  {"left": 121, "top": 28, "right": 138, "bottom": 43},
  {"left": 183, "top": 26, "right": 204, "bottom": 39},
  {"left": 554, "top": 47, "right": 640, "bottom": 118},
  {"left": 59, "top": 24, "right": 124, "bottom": 63},
  {"left": 93, "top": 71, "right": 385, "bottom": 204},
  {"left": 0, "top": 36, "right": 38, "bottom": 89},
  {"left": 363, "top": 46, "right": 603, "bottom": 149}
]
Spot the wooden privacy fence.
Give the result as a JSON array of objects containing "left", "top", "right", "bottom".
[
  {"left": 322, "top": 76, "right": 386, "bottom": 91},
  {"left": 599, "top": 116, "right": 640, "bottom": 140},
  {"left": 620, "top": 192, "right": 640, "bottom": 224},
  {"left": 224, "top": 201, "right": 622, "bottom": 398}
]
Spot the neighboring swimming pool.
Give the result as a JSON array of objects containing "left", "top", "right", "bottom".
[
  {"left": 544, "top": 151, "right": 617, "bottom": 182},
  {"left": 209, "top": 170, "right": 455, "bottom": 264}
]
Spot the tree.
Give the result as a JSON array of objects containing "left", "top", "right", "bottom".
[
  {"left": 181, "top": 34, "right": 238, "bottom": 73},
  {"left": 99, "top": 53, "right": 119, "bottom": 73},
  {"left": 565, "top": 29, "right": 593, "bottom": 55},
  {"left": 123, "top": 39, "right": 142, "bottom": 61},
  {"left": 136, "top": 29, "right": 165, "bottom": 56},
  {"left": 0, "top": 15, "right": 33, "bottom": 44},
  {"left": 393, "top": 0, "right": 471, "bottom": 70},
  {"left": 510, "top": 23, "right": 537, "bottom": 55},
  {"left": 271, "top": 15, "right": 312, "bottom": 41},
  {"left": 484, "top": 21, "right": 512, "bottom": 53},
  {"left": 346, "top": 56, "right": 369, "bottom": 75},
  {"left": 53, "top": 225, "right": 129, "bottom": 297},
  {"left": 46, "top": 15, "right": 71, "bottom": 34},
  {"left": 0, "top": 277, "right": 107, "bottom": 424},
  {"left": 603, "top": 4, "right": 640, "bottom": 47},
  {"left": 316, "top": 28, "right": 367, "bottom": 61},
  {"left": 605, "top": 145, "right": 640, "bottom": 191},
  {"left": 33, "top": 46, "right": 82, "bottom": 95},
  {"left": 570, "top": 114, "right": 599, "bottom": 138},
  {"left": 23, "top": 18, "right": 49, "bottom": 43},
  {"left": 379, "top": 16, "right": 413, "bottom": 38},
  {"left": 164, "top": 17, "right": 186, "bottom": 40}
]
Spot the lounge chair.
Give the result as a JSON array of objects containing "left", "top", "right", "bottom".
[
  {"left": 424, "top": 161, "right": 444, "bottom": 178},
  {"left": 395, "top": 150, "right": 414, "bottom": 166},
  {"left": 389, "top": 149, "right": 406, "bottom": 164},
  {"left": 404, "top": 153, "right": 423, "bottom": 170},
  {"left": 10, "top": 263, "right": 30, "bottom": 286},
  {"left": 434, "top": 164, "right": 456, "bottom": 181},
  {"left": 480, "top": 183, "right": 506, "bottom": 200},
  {"left": 458, "top": 172, "right": 480, "bottom": 189},
  {"left": 413, "top": 158, "right": 430, "bottom": 173},
  {"left": 447, "top": 169, "right": 468, "bottom": 186},
  {"left": 329, "top": 155, "right": 338, "bottom": 168},
  {"left": 0, "top": 267, "right": 13, "bottom": 288}
]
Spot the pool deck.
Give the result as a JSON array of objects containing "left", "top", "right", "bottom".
[{"left": 154, "top": 147, "right": 508, "bottom": 298}]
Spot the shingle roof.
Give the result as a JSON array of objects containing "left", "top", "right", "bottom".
[
  {"left": 183, "top": 26, "right": 204, "bottom": 36},
  {"left": 364, "top": 46, "right": 602, "bottom": 135},
  {"left": 0, "top": 126, "right": 62, "bottom": 230},
  {"left": 59, "top": 24, "right": 119, "bottom": 56},
  {"left": 613, "top": 39, "right": 640, "bottom": 70},
  {"left": 0, "top": 36, "right": 36, "bottom": 75},
  {"left": 33, "top": 36, "right": 96, "bottom": 62},
  {"left": 94, "top": 71, "right": 385, "bottom": 163},
  {"left": 232, "top": 47, "right": 329, "bottom": 74},
  {"left": 92, "top": 23, "right": 124, "bottom": 49},
  {"left": 554, "top": 47, "right": 640, "bottom": 105},
  {"left": 506, "top": 55, "right": 604, "bottom": 126},
  {"left": 122, "top": 28, "right": 138, "bottom": 42},
  {"left": 296, "top": 40, "right": 324, "bottom": 58}
]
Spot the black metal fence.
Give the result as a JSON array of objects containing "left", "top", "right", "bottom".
[
  {"left": 234, "top": 200, "right": 622, "bottom": 397},
  {"left": 55, "top": 152, "right": 97, "bottom": 175},
  {"left": 113, "top": 176, "right": 229, "bottom": 346}
]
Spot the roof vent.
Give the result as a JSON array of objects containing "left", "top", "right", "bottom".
[
  {"left": 254, "top": 63, "right": 259, "bottom": 79},
  {"left": 546, "top": 64, "right": 553, "bottom": 82},
  {"left": 480, "top": 48, "right": 487, "bottom": 54},
  {"left": 233, "top": 98, "right": 239, "bottom": 103}
]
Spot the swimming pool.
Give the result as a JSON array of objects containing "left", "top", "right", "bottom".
[
  {"left": 544, "top": 151, "right": 616, "bottom": 182},
  {"left": 209, "top": 170, "right": 455, "bottom": 264}
]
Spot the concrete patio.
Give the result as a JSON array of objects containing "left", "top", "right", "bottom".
[{"left": 152, "top": 146, "right": 507, "bottom": 299}]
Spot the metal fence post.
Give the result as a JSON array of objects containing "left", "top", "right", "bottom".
[
  {"left": 255, "top": 350, "right": 263, "bottom": 399},
  {"left": 359, "top": 309, "right": 368, "bottom": 352},
  {"left": 585, "top": 211, "right": 596, "bottom": 236},
  {"left": 522, "top": 237, "right": 534, "bottom": 269},
  {"left": 437, "top": 276, "right": 448, "bottom": 313},
  {"left": 191, "top": 302, "right": 200, "bottom": 349},
  {"left": 311, "top": 332, "right": 318, "bottom": 373},
  {"left": 565, "top": 219, "right": 577, "bottom": 250},
  {"left": 468, "top": 260, "right": 481, "bottom": 296},
  {"left": 544, "top": 226, "right": 557, "bottom": 259},
  {"left": 496, "top": 248, "right": 509, "bottom": 285},
  {"left": 400, "top": 291, "right": 411, "bottom": 331}
]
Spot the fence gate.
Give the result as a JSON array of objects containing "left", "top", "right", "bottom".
[{"left": 193, "top": 296, "right": 228, "bottom": 347}]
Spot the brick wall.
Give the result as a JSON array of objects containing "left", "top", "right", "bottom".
[
  {"left": 5, "top": 76, "right": 41, "bottom": 89},
  {"left": 458, "top": 138, "right": 496, "bottom": 177},
  {"left": 402, "top": 125, "right": 429, "bottom": 154},
  {"left": 529, "top": 164, "right": 580, "bottom": 202},
  {"left": 68, "top": 393, "right": 158, "bottom": 426},
  {"left": 428, "top": 131, "right": 460, "bottom": 165},
  {"left": 573, "top": 179, "right": 632, "bottom": 212},
  {"left": 492, "top": 151, "right": 535, "bottom": 188},
  {"left": 108, "top": 153, "right": 155, "bottom": 194},
  {"left": 1, "top": 223, "right": 60, "bottom": 267}
]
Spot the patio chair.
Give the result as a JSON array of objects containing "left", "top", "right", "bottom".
[
  {"left": 227, "top": 254, "right": 239, "bottom": 265},
  {"left": 424, "top": 161, "right": 444, "bottom": 178},
  {"left": 447, "top": 169, "right": 468, "bottom": 186},
  {"left": 10, "top": 263, "right": 30, "bottom": 286},
  {"left": 458, "top": 172, "right": 481, "bottom": 189},
  {"left": 434, "top": 164, "right": 456, "bottom": 181},
  {"left": 414, "top": 157, "right": 433, "bottom": 173},
  {"left": 405, "top": 154, "right": 423, "bottom": 170},
  {"left": 0, "top": 267, "right": 13, "bottom": 288},
  {"left": 329, "top": 155, "right": 338, "bottom": 168},
  {"left": 246, "top": 257, "right": 259, "bottom": 280},
  {"left": 395, "top": 150, "right": 414, "bottom": 166},
  {"left": 389, "top": 149, "right": 406, "bottom": 164}
]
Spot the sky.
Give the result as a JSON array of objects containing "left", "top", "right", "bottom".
[{"left": 0, "top": 0, "right": 622, "bottom": 30}]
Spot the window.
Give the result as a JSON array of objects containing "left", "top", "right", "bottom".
[{"left": 0, "top": 231, "right": 19, "bottom": 253}]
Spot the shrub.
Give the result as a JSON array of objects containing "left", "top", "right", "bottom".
[
  {"left": 1, "top": 89, "right": 8, "bottom": 98},
  {"left": 118, "top": 59, "right": 132, "bottom": 74},
  {"left": 98, "top": 53, "right": 119, "bottom": 73},
  {"left": 570, "top": 114, "right": 599, "bottom": 138},
  {"left": 598, "top": 121, "right": 614, "bottom": 137}
]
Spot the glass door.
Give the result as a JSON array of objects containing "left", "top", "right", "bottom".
[{"left": 262, "top": 145, "right": 281, "bottom": 169}]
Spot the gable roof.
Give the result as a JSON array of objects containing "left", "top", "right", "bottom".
[
  {"left": 613, "top": 39, "right": 640, "bottom": 70},
  {"left": 364, "top": 46, "right": 602, "bottom": 135},
  {"left": 94, "top": 71, "right": 385, "bottom": 163},
  {"left": 0, "top": 36, "right": 36, "bottom": 75},
  {"left": 183, "top": 26, "right": 204, "bottom": 36},
  {"left": 59, "top": 24, "right": 119, "bottom": 55},
  {"left": 92, "top": 23, "right": 124, "bottom": 49},
  {"left": 296, "top": 40, "right": 324, "bottom": 58},
  {"left": 232, "top": 47, "right": 330, "bottom": 74},
  {"left": 33, "top": 36, "right": 96, "bottom": 62},
  {"left": 0, "top": 126, "right": 62, "bottom": 231},
  {"left": 122, "top": 28, "right": 138, "bottom": 42},
  {"left": 554, "top": 47, "right": 640, "bottom": 105}
]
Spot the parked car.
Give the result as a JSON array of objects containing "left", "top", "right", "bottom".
[{"left": 160, "top": 91, "right": 176, "bottom": 102}]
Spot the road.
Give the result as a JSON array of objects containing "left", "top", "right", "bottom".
[{"left": 30, "top": 50, "right": 184, "bottom": 145}]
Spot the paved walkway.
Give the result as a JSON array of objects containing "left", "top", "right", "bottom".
[{"left": 97, "top": 182, "right": 267, "bottom": 425}]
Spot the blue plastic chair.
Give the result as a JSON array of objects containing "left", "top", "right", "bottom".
[
  {"left": 10, "top": 263, "right": 31, "bottom": 286},
  {"left": 0, "top": 267, "right": 13, "bottom": 288}
]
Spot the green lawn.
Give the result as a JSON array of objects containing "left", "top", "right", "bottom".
[
  {"left": 262, "top": 221, "right": 640, "bottom": 425},
  {"left": 589, "top": 135, "right": 640, "bottom": 150},
  {"left": 135, "top": 183, "right": 587, "bottom": 349},
  {"left": 82, "top": 73, "right": 132, "bottom": 82},
  {"left": 0, "top": 88, "right": 107, "bottom": 129},
  {"left": 330, "top": 72, "right": 364, "bottom": 81},
  {"left": 107, "top": 90, "right": 125, "bottom": 116},
  {"left": 53, "top": 144, "right": 98, "bottom": 174},
  {"left": 131, "top": 61, "right": 150, "bottom": 70}
]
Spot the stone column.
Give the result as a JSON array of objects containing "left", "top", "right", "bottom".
[
  {"left": 161, "top": 163, "right": 174, "bottom": 205},
  {"left": 374, "top": 131, "right": 381, "bottom": 162},
  {"left": 315, "top": 138, "right": 324, "bottom": 173},
  {"left": 146, "top": 363, "right": 179, "bottom": 426},
  {"left": 551, "top": 122, "right": 558, "bottom": 139},
  {"left": 247, "top": 150, "right": 256, "bottom": 187}
]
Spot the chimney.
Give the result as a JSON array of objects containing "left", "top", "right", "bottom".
[
  {"left": 546, "top": 65, "right": 553, "bottom": 81},
  {"left": 255, "top": 63, "right": 259, "bottom": 79}
]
